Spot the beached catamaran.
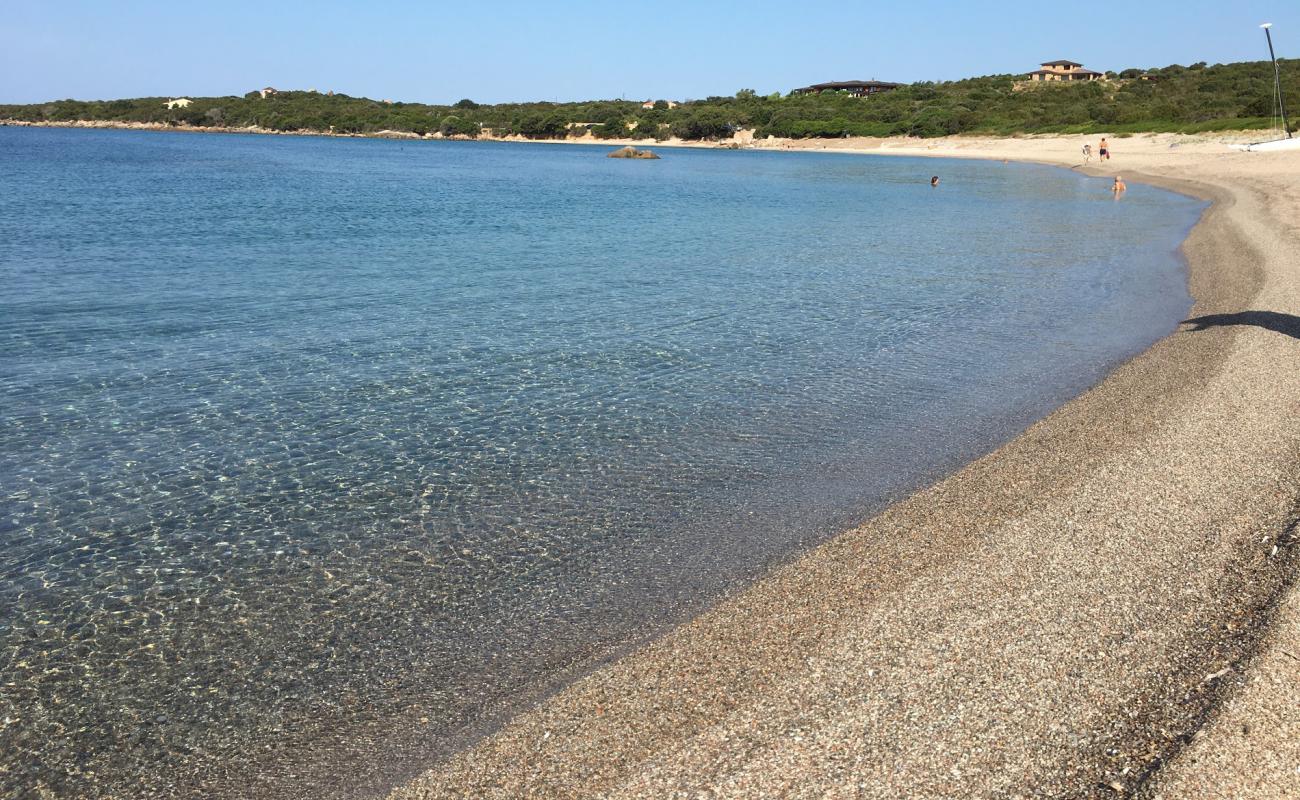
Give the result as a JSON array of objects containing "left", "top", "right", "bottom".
[{"left": 1238, "top": 22, "right": 1298, "bottom": 152}]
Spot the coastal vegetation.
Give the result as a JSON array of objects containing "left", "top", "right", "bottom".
[{"left": 2, "top": 59, "right": 1295, "bottom": 140}]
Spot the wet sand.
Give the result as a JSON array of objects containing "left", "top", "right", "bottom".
[{"left": 388, "top": 135, "right": 1300, "bottom": 798}]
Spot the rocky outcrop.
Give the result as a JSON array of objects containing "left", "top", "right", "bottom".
[{"left": 607, "top": 146, "right": 660, "bottom": 159}]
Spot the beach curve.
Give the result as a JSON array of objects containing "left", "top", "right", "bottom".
[{"left": 381, "top": 136, "right": 1300, "bottom": 799}]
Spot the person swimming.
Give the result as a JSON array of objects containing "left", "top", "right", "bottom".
[{"left": 930, "top": 176, "right": 940, "bottom": 187}]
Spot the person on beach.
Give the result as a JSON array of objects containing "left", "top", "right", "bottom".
[
  {"left": 1112, "top": 175, "right": 1127, "bottom": 196},
  {"left": 1082, "top": 143, "right": 1093, "bottom": 163},
  {"left": 1099, "top": 138, "right": 1110, "bottom": 161},
  {"left": 930, "top": 175, "right": 940, "bottom": 187}
]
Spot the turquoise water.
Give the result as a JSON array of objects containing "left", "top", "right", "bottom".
[{"left": 0, "top": 127, "right": 1201, "bottom": 798}]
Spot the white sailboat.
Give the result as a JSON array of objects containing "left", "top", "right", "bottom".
[{"left": 1237, "top": 23, "right": 1299, "bottom": 152}]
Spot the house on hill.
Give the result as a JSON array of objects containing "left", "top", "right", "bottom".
[
  {"left": 793, "top": 80, "right": 902, "bottom": 97},
  {"left": 258, "top": 87, "right": 280, "bottom": 99},
  {"left": 1029, "top": 60, "right": 1103, "bottom": 82},
  {"left": 163, "top": 98, "right": 192, "bottom": 109}
]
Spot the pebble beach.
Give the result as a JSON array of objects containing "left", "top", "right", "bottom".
[{"left": 388, "top": 134, "right": 1300, "bottom": 798}]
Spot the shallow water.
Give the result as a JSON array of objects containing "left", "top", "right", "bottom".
[{"left": 0, "top": 128, "right": 1202, "bottom": 798}]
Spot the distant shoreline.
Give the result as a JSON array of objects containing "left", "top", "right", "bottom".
[
  {"left": 2, "top": 61, "right": 1285, "bottom": 144},
  {"left": 1, "top": 116, "right": 1278, "bottom": 153},
  {"left": 0, "top": 117, "right": 700, "bottom": 147}
]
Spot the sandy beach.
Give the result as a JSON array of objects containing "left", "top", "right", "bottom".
[{"left": 384, "top": 134, "right": 1300, "bottom": 798}]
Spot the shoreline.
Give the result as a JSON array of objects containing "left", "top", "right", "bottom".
[
  {"left": 386, "top": 138, "right": 1300, "bottom": 797},
  {"left": 1, "top": 116, "right": 1276, "bottom": 153},
  {"left": 10, "top": 119, "right": 1294, "bottom": 794}
]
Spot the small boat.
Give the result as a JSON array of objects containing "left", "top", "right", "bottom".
[
  {"left": 1238, "top": 137, "right": 1300, "bottom": 152},
  {"left": 1236, "top": 23, "right": 1299, "bottom": 152}
]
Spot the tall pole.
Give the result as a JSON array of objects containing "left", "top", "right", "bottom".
[{"left": 1263, "top": 24, "right": 1291, "bottom": 138}]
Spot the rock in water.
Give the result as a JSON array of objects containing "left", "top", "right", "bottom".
[{"left": 607, "top": 146, "right": 660, "bottom": 159}]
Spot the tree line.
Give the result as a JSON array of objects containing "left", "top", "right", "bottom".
[{"left": 2, "top": 59, "right": 1295, "bottom": 141}]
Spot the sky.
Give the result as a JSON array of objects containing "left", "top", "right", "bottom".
[{"left": 2, "top": 1, "right": 1297, "bottom": 105}]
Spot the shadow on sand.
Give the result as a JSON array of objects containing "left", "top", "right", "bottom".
[{"left": 1182, "top": 311, "right": 1300, "bottom": 341}]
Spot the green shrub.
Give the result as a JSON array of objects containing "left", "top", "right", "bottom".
[{"left": 4, "top": 58, "right": 1294, "bottom": 141}]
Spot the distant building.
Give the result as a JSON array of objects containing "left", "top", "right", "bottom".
[
  {"left": 792, "top": 80, "right": 902, "bottom": 97},
  {"left": 259, "top": 87, "right": 280, "bottom": 99},
  {"left": 164, "top": 98, "right": 192, "bottom": 109},
  {"left": 1028, "top": 60, "right": 1103, "bottom": 82},
  {"left": 640, "top": 100, "right": 679, "bottom": 110}
]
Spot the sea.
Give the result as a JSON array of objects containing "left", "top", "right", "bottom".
[{"left": 0, "top": 127, "right": 1203, "bottom": 798}]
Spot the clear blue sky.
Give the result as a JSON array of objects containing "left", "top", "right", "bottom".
[{"left": 3, "top": 1, "right": 1297, "bottom": 104}]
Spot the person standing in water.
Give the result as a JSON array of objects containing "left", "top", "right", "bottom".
[
  {"left": 1112, "top": 175, "right": 1127, "bottom": 196},
  {"left": 1099, "top": 138, "right": 1110, "bottom": 161},
  {"left": 930, "top": 176, "right": 940, "bottom": 187}
]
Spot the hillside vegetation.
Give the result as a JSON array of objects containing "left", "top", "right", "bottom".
[{"left": 2, "top": 60, "right": 1295, "bottom": 140}]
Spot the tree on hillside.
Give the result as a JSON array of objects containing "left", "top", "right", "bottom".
[
  {"left": 632, "top": 116, "right": 668, "bottom": 140},
  {"left": 669, "top": 109, "right": 732, "bottom": 140},
  {"left": 594, "top": 107, "right": 629, "bottom": 139},
  {"left": 513, "top": 111, "right": 566, "bottom": 138},
  {"left": 440, "top": 115, "right": 480, "bottom": 137}
]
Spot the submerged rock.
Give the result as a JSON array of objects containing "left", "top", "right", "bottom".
[{"left": 608, "top": 146, "right": 660, "bottom": 160}]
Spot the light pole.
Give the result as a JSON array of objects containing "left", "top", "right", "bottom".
[{"left": 1262, "top": 23, "right": 1291, "bottom": 138}]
